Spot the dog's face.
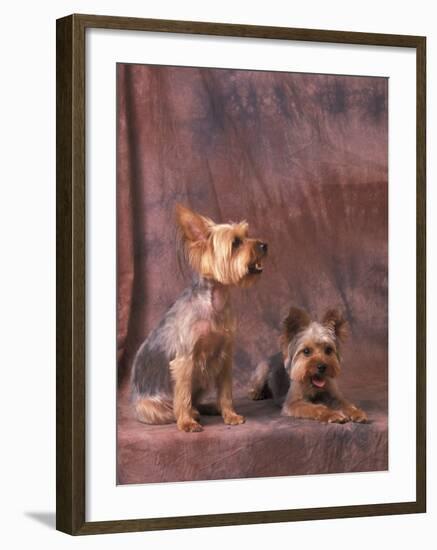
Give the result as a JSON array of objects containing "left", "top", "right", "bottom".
[
  {"left": 176, "top": 204, "right": 268, "bottom": 287},
  {"left": 288, "top": 323, "right": 341, "bottom": 388},
  {"left": 282, "top": 307, "right": 348, "bottom": 389}
]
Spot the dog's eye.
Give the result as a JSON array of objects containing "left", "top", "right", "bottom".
[
  {"left": 303, "top": 347, "right": 311, "bottom": 356},
  {"left": 232, "top": 237, "right": 242, "bottom": 249},
  {"left": 325, "top": 346, "right": 333, "bottom": 355}
]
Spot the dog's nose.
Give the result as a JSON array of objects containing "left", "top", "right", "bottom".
[
  {"left": 317, "top": 364, "right": 327, "bottom": 374},
  {"left": 257, "top": 241, "right": 268, "bottom": 255}
]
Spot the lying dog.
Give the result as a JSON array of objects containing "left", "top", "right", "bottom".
[{"left": 248, "top": 307, "right": 367, "bottom": 424}]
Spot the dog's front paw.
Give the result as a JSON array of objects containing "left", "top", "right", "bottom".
[
  {"left": 321, "top": 410, "right": 349, "bottom": 424},
  {"left": 177, "top": 419, "right": 203, "bottom": 432},
  {"left": 223, "top": 412, "right": 246, "bottom": 425},
  {"left": 348, "top": 407, "right": 368, "bottom": 423}
]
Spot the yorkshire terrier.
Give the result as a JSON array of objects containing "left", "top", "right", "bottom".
[
  {"left": 131, "top": 204, "right": 268, "bottom": 432},
  {"left": 248, "top": 307, "right": 367, "bottom": 424}
]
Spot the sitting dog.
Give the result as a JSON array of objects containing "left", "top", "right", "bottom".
[
  {"left": 248, "top": 307, "right": 367, "bottom": 423},
  {"left": 131, "top": 204, "right": 268, "bottom": 432}
]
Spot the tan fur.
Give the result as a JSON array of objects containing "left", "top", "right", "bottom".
[
  {"left": 176, "top": 204, "right": 265, "bottom": 287},
  {"left": 322, "top": 309, "right": 349, "bottom": 342},
  {"left": 248, "top": 360, "right": 270, "bottom": 400},
  {"left": 247, "top": 305, "right": 367, "bottom": 424},
  {"left": 134, "top": 396, "right": 175, "bottom": 425},
  {"left": 282, "top": 309, "right": 367, "bottom": 423},
  {"left": 170, "top": 356, "right": 204, "bottom": 432},
  {"left": 290, "top": 342, "right": 341, "bottom": 384},
  {"left": 131, "top": 204, "right": 267, "bottom": 432},
  {"left": 169, "top": 333, "right": 244, "bottom": 432},
  {"left": 280, "top": 307, "right": 311, "bottom": 358}
]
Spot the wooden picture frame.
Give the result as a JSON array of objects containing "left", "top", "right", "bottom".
[{"left": 56, "top": 13, "right": 426, "bottom": 535}]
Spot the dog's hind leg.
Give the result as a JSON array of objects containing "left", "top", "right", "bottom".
[
  {"left": 247, "top": 360, "right": 272, "bottom": 400},
  {"left": 134, "top": 395, "right": 175, "bottom": 424}
]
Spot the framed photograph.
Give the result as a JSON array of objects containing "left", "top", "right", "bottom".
[{"left": 56, "top": 14, "right": 426, "bottom": 535}]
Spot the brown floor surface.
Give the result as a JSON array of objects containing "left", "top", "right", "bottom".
[{"left": 117, "top": 385, "right": 387, "bottom": 485}]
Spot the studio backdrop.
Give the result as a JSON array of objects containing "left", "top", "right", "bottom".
[{"left": 116, "top": 63, "right": 388, "bottom": 484}]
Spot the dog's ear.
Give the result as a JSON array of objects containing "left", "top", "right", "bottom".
[
  {"left": 322, "top": 309, "right": 349, "bottom": 342},
  {"left": 176, "top": 204, "right": 213, "bottom": 242},
  {"left": 280, "top": 307, "right": 311, "bottom": 359},
  {"left": 280, "top": 307, "right": 311, "bottom": 358},
  {"left": 283, "top": 307, "right": 311, "bottom": 341}
]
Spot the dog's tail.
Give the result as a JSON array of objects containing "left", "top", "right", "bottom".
[
  {"left": 134, "top": 395, "right": 175, "bottom": 424},
  {"left": 247, "top": 360, "right": 272, "bottom": 400}
]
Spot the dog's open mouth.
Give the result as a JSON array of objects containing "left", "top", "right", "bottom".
[
  {"left": 248, "top": 262, "right": 264, "bottom": 275},
  {"left": 311, "top": 375, "right": 326, "bottom": 388}
]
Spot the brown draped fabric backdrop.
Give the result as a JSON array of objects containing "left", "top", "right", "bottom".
[{"left": 116, "top": 64, "right": 388, "bottom": 405}]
